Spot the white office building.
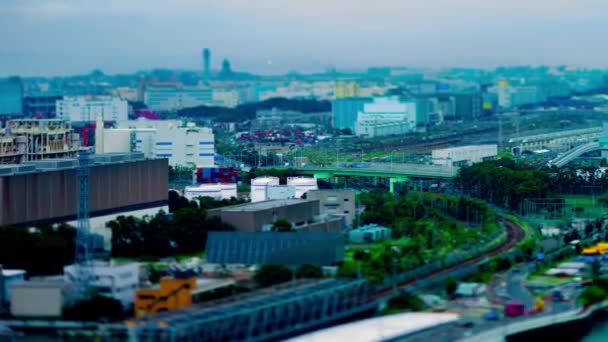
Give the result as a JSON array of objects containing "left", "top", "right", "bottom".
[
  {"left": 63, "top": 262, "right": 139, "bottom": 307},
  {"left": 56, "top": 96, "right": 128, "bottom": 123},
  {"left": 432, "top": 144, "right": 498, "bottom": 167},
  {"left": 102, "top": 119, "right": 215, "bottom": 167},
  {"left": 354, "top": 97, "right": 417, "bottom": 137},
  {"left": 145, "top": 87, "right": 239, "bottom": 111}
]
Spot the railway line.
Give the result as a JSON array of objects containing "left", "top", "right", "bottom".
[{"left": 371, "top": 216, "right": 526, "bottom": 299}]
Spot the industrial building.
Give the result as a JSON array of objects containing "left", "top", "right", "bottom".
[
  {"left": 432, "top": 144, "right": 498, "bottom": 167},
  {"left": 250, "top": 176, "right": 317, "bottom": 202},
  {"left": 206, "top": 232, "right": 344, "bottom": 266},
  {"left": 306, "top": 189, "right": 356, "bottom": 226},
  {"left": 56, "top": 96, "right": 128, "bottom": 123},
  {"left": 207, "top": 199, "right": 344, "bottom": 233},
  {"left": 64, "top": 261, "right": 139, "bottom": 307},
  {"left": 23, "top": 91, "right": 64, "bottom": 118},
  {"left": 0, "top": 119, "right": 81, "bottom": 164},
  {"left": 0, "top": 152, "right": 168, "bottom": 226},
  {"left": 102, "top": 119, "right": 215, "bottom": 167},
  {"left": 334, "top": 81, "right": 361, "bottom": 99},
  {"left": 348, "top": 224, "right": 392, "bottom": 243}
]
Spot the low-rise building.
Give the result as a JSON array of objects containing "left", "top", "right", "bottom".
[
  {"left": 64, "top": 261, "right": 139, "bottom": 307},
  {"left": 348, "top": 224, "right": 392, "bottom": 243},
  {"left": 306, "top": 189, "right": 355, "bottom": 226},
  {"left": 207, "top": 199, "right": 343, "bottom": 233}
]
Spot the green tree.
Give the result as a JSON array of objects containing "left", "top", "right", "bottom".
[
  {"left": 271, "top": 219, "right": 294, "bottom": 232},
  {"left": 296, "top": 264, "right": 323, "bottom": 279},
  {"left": 445, "top": 277, "right": 458, "bottom": 297},
  {"left": 254, "top": 265, "right": 293, "bottom": 287}
]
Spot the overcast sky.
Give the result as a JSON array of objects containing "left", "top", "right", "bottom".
[{"left": 1, "top": 0, "right": 607, "bottom": 77}]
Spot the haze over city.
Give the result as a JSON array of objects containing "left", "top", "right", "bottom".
[
  {"left": 4, "top": 1, "right": 608, "bottom": 341},
  {"left": 1, "top": 0, "right": 608, "bottom": 76}
]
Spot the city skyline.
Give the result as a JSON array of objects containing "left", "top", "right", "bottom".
[{"left": 1, "top": 0, "right": 608, "bottom": 77}]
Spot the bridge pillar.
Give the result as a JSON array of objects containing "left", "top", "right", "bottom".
[{"left": 389, "top": 177, "right": 408, "bottom": 194}]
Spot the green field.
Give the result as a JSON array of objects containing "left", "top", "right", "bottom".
[{"left": 561, "top": 195, "right": 607, "bottom": 218}]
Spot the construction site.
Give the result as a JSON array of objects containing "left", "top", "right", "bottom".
[{"left": 0, "top": 119, "right": 81, "bottom": 165}]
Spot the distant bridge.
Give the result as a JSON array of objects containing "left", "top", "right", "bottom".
[{"left": 264, "top": 163, "right": 459, "bottom": 193}]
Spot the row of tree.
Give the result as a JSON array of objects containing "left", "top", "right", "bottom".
[
  {"left": 108, "top": 203, "right": 234, "bottom": 259},
  {"left": 176, "top": 98, "right": 331, "bottom": 122},
  {"left": 0, "top": 225, "right": 75, "bottom": 275}
]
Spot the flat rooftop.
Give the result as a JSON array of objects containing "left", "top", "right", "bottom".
[{"left": 215, "top": 199, "right": 314, "bottom": 212}]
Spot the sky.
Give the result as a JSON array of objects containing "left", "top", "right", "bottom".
[{"left": 1, "top": 0, "right": 607, "bottom": 77}]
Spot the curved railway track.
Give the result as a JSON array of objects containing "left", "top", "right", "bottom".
[{"left": 371, "top": 216, "right": 526, "bottom": 299}]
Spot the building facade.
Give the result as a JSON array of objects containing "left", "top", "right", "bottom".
[
  {"left": 103, "top": 120, "right": 215, "bottom": 167},
  {"left": 56, "top": 96, "right": 128, "bottom": 123},
  {"left": 354, "top": 97, "right": 417, "bottom": 137},
  {"left": 306, "top": 189, "right": 356, "bottom": 226}
]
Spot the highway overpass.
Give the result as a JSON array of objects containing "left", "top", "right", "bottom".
[
  {"left": 264, "top": 163, "right": 459, "bottom": 193},
  {"left": 549, "top": 142, "right": 602, "bottom": 167}
]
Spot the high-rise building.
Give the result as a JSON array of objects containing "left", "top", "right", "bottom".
[
  {"left": 203, "top": 48, "right": 211, "bottom": 79},
  {"left": 220, "top": 59, "right": 233, "bottom": 79},
  {"left": 0, "top": 77, "right": 23, "bottom": 117},
  {"left": 331, "top": 97, "right": 372, "bottom": 132}
]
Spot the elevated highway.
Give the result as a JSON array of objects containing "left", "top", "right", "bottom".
[
  {"left": 263, "top": 163, "right": 459, "bottom": 192},
  {"left": 549, "top": 142, "right": 601, "bottom": 167}
]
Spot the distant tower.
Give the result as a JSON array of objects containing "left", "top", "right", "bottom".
[
  {"left": 220, "top": 59, "right": 233, "bottom": 79},
  {"left": 94, "top": 113, "right": 104, "bottom": 155},
  {"left": 75, "top": 150, "right": 93, "bottom": 295},
  {"left": 203, "top": 48, "right": 211, "bottom": 79}
]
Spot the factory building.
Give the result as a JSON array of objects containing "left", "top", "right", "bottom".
[
  {"left": 0, "top": 152, "right": 168, "bottom": 227},
  {"left": 102, "top": 119, "right": 215, "bottom": 167},
  {"left": 287, "top": 177, "right": 318, "bottom": 199},
  {"left": 207, "top": 199, "right": 344, "bottom": 233},
  {"left": 0, "top": 119, "right": 80, "bottom": 165}
]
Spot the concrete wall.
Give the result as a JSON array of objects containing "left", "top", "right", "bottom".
[
  {"left": 11, "top": 285, "right": 65, "bottom": 317},
  {"left": 0, "top": 158, "right": 168, "bottom": 226}
]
